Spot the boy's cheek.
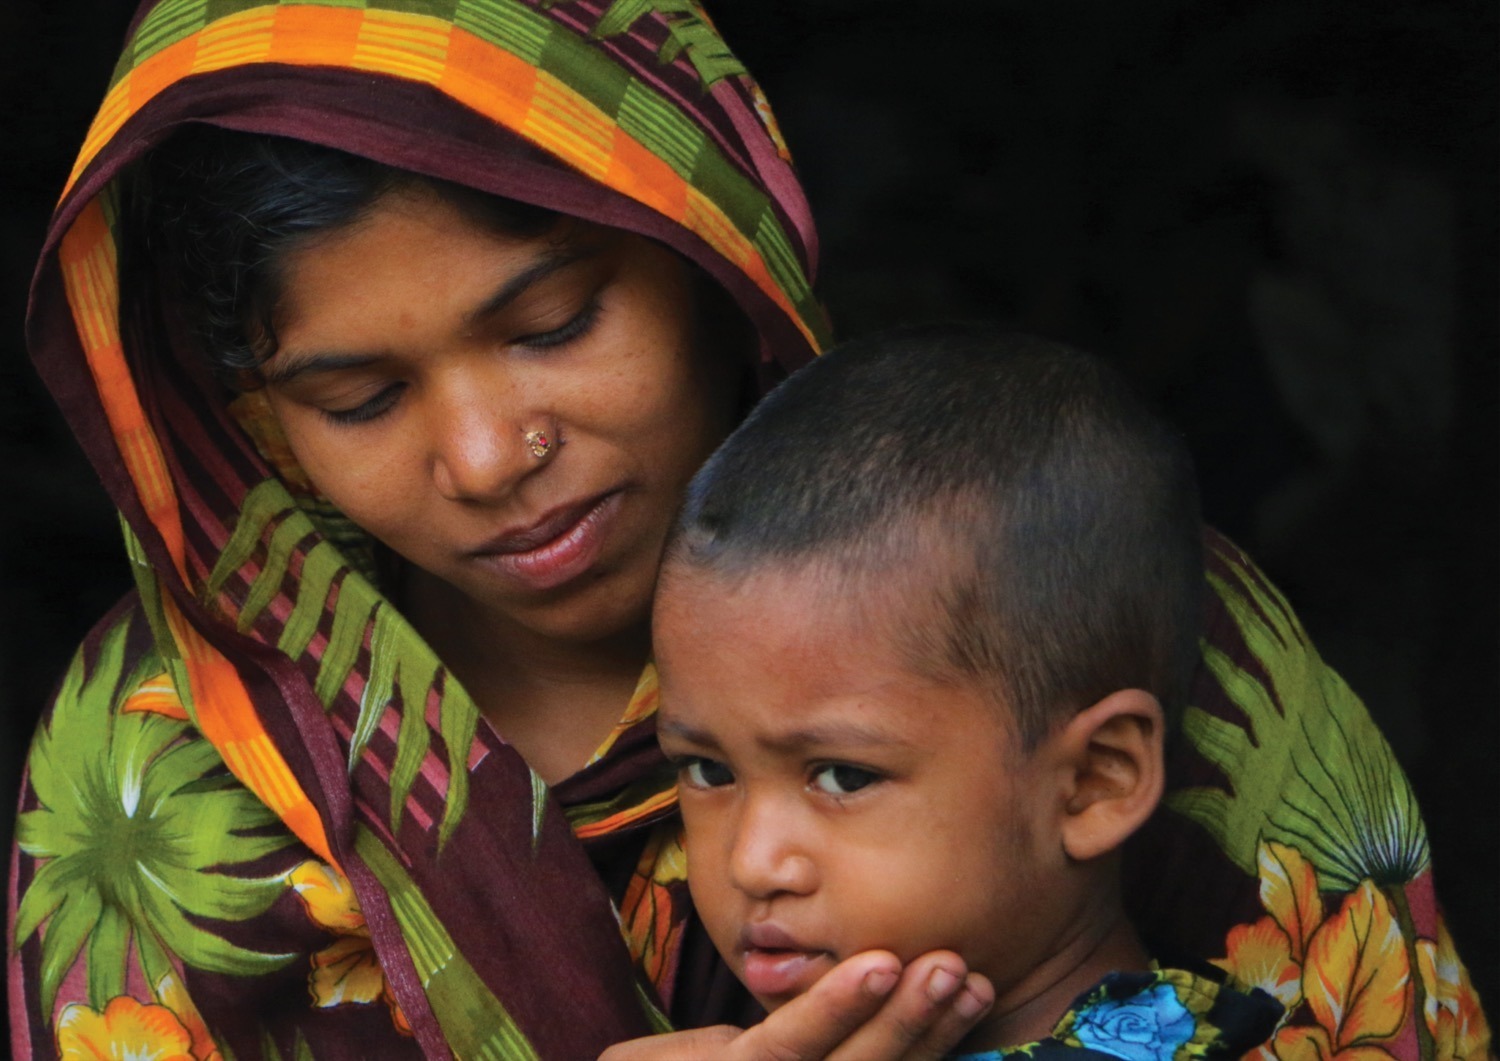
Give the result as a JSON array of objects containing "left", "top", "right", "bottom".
[
  {"left": 677, "top": 805, "right": 721, "bottom": 900},
  {"left": 682, "top": 851, "right": 740, "bottom": 965}
]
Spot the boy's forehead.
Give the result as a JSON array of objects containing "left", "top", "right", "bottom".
[
  {"left": 653, "top": 558, "right": 1023, "bottom": 758},
  {"left": 657, "top": 555, "right": 905, "bottom": 630},
  {"left": 655, "top": 552, "right": 1004, "bottom": 706}
]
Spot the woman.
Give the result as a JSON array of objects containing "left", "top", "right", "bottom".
[
  {"left": 9, "top": 2, "right": 991, "bottom": 1057},
  {"left": 9, "top": 1, "right": 1487, "bottom": 1059}
]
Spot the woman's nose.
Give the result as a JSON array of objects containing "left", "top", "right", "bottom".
[
  {"left": 429, "top": 381, "right": 536, "bottom": 502},
  {"left": 728, "top": 796, "right": 817, "bottom": 900}
]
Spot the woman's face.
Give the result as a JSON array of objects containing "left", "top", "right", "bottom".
[{"left": 259, "top": 186, "right": 742, "bottom": 646}]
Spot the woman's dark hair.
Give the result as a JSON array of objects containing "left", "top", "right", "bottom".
[{"left": 127, "top": 126, "right": 558, "bottom": 383}]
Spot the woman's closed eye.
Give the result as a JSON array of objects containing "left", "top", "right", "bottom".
[
  {"left": 314, "top": 295, "right": 602, "bottom": 427},
  {"left": 809, "top": 763, "right": 880, "bottom": 797},
  {"left": 515, "top": 295, "right": 601, "bottom": 351},
  {"left": 676, "top": 755, "right": 735, "bottom": 789},
  {"left": 322, "top": 383, "right": 406, "bottom": 426}
]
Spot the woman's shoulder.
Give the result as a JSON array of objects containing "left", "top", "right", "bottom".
[
  {"left": 1173, "top": 528, "right": 1430, "bottom": 891},
  {"left": 10, "top": 593, "right": 425, "bottom": 1059},
  {"left": 48, "top": 590, "right": 174, "bottom": 704},
  {"left": 1127, "top": 529, "right": 1492, "bottom": 1060}
]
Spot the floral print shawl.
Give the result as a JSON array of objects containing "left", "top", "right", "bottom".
[
  {"left": 1130, "top": 537, "right": 1492, "bottom": 1060},
  {"left": 7, "top": 3, "right": 1491, "bottom": 1060},
  {"left": 950, "top": 967, "right": 1284, "bottom": 1060},
  {"left": 10, "top": 2, "right": 820, "bottom": 1058}
]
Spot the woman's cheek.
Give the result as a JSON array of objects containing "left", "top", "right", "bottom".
[{"left": 283, "top": 423, "right": 408, "bottom": 527}]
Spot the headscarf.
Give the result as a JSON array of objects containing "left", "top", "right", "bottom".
[{"left": 11, "top": 2, "right": 823, "bottom": 1057}]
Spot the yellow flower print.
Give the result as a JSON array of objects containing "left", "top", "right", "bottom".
[
  {"left": 53, "top": 973, "right": 223, "bottom": 1060},
  {"left": 1258, "top": 840, "right": 1324, "bottom": 963},
  {"left": 620, "top": 825, "right": 689, "bottom": 994},
  {"left": 650, "top": 826, "right": 687, "bottom": 884},
  {"left": 57, "top": 996, "right": 197, "bottom": 1061},
  {"left": 1215, "top": 841, "right": 1320, "bottom": 1013},
  {"left": 288, "top": 859, "right": 367, "bottom": 936},
  {"left": 1264, "top": 1024, "right": 1398, "bottom": 1060},
  {"left": 154, "top": 972, "right": 223, "bottom": 1061},
  {"left": 287, "top": 859, "right": 410, "bottom": 1034},
  {"left": 1416, "top": 924, "right": 1492, "bottom": 1059},
  {"left": 1302, "top": 881, "right": 1411, "bottom": 1050},
  {"left": 1216, "top": 915, "right": 1304, "bottom": 1014},
  {"left": 307, "top": 933, "right": 389, "bottom": 1007},
  {"left": 383, "top": 979, "right": 414, "bottom": 1038},
  {"left": 1214, "top": 839, "right": 1433, "bottom": 1060}
]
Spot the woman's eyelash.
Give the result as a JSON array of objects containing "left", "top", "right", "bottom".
[
  {"left": 322, "top": 385, "right": 404, "bottom": 426},
  {"left": 519, "top": 297, "right": 601, "bottom": 350},
  {"left": 312, "top": 297, "right": 603, "bottom": 427}
]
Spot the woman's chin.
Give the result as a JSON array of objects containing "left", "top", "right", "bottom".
[{"left": 405, "top": 554, "right": 652, "bottom": 649}]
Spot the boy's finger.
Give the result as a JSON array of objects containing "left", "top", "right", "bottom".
[
  {"left": 730, "top": 951, "right": 904, "bottom": 1060},
  {"left": 904, "top": 972, "right": 995, "bottom": 1060},
  {"left": 598, "top": 1026, "right": 741, "bottom": 1060},
  {"left": 823, "top": 952, "right": 986, "bottom": 1061}
]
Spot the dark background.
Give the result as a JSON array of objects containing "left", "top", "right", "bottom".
[{"left": 4, "top": 0, "right": 1495, "bottom": 1029}]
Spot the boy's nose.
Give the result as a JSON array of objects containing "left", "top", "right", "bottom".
[{"left": 728, "top": 798, "right": 817, "bottom": 900}]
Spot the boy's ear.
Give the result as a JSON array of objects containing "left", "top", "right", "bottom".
[{"left": 1051, "top": 689, "right": 1165, "bottom": 862}]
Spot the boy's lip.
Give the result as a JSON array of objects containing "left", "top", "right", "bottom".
[
  {"left": 741, "top": 923, "right": 807, "bottom": 951},
  {"left": 738, "top": 924, "right": 834, "bottom": 1004}
]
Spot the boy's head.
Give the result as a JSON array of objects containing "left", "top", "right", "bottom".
[{"left": 652, "top": 326, "right": 1203, "bottom": 1036}]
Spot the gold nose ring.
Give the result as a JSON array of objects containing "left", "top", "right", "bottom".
[{"left": 524, "top": 430, "right": 554, "bottom": 459}]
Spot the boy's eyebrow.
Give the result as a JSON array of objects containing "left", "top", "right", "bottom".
[
  {"left": 260, "top": 242, "right": 601, "bottom": 386},
  {"left": 759, "top": 721, "right": 916, "bottom": 753},
  {"left": 658, "top": 716, "right": 914, "bottom": 752},
  {"left": 657, "top": 717, "right": 718, "bottom": 746}
]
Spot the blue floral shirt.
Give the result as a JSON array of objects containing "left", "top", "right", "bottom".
[{"left": 950, "top": 967, "right": 1282, "bottom": 1060}]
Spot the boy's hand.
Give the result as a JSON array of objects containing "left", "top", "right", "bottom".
[{"left": 599, "top": 950, "right": 994, "bottom": 1061}]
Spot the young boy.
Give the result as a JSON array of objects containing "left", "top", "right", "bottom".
[{"left": 651, "top": 326, "right": 1283, "bottom": 1058}]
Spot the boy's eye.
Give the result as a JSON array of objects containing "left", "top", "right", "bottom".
[
  {"left": 809, "top": 764, "right": 879, "bottom": 797},
  {"left": 680, "top": 756, "right": 735, "bottom": 789}
]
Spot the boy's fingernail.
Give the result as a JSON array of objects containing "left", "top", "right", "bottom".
[
  {"left": 955, "top": 985, "right": 990, "bottom": 1020},
  {"left": 927, "top": 967, "right": 960, "bottom": 1001},
  {"left": 864, "top": 968, "right": 899, "bottom": 997}
]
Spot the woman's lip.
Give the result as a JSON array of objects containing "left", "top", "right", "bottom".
[
  {"left": 473, "top": 491, "right": 624, "bottom": 591},
  {"left": 472, "top": 492, "right": 617, "bottom": 555}
]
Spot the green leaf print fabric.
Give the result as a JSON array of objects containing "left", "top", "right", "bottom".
[{"left": 1125, "top": 533, "right": 1491, "bottom": 1059}]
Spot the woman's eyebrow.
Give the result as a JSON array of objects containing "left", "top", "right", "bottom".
[
  {"left": 260, "top": 242, "right": 603, "bottom": 386},
  {"left": 463, "top": 241, "right": 601, "bottom": 329},
  {"left": 259, "top": 351, "right": 382, "bottom": 387}
]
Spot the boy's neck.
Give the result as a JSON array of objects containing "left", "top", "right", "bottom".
[{"left": 962, "top": 897, "right": 1150, "bottom": 1053}]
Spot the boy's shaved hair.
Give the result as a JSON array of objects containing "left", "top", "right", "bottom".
[{"left": 667, "top": 324, "right": 1204, "bottom": 747}]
